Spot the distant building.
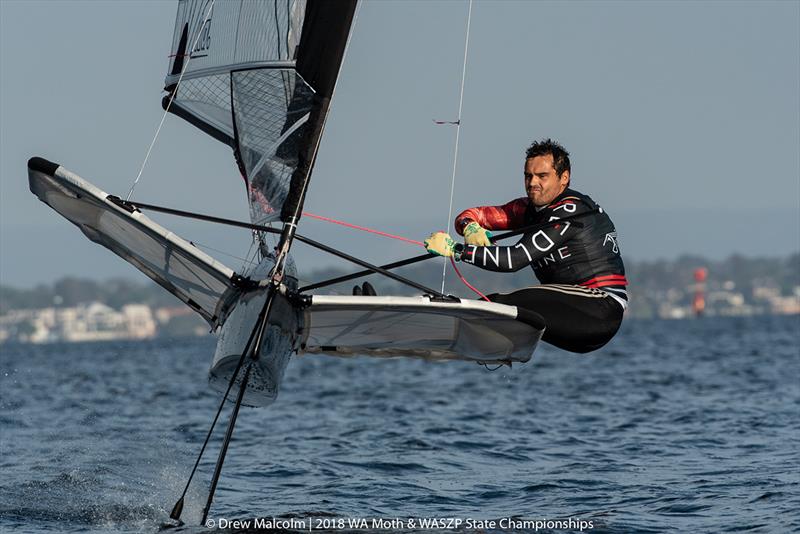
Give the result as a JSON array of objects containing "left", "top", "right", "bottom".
[{"left": 0, "top": 302, "right": 156, "bottom": 344}]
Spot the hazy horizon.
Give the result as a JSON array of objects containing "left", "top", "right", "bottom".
[{"left": 2, "top": 1, "right": 798, "bottom": 288}]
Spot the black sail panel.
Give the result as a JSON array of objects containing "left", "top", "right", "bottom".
[{"left": 282, "top": 0, "right": 358, "bottom": 222}]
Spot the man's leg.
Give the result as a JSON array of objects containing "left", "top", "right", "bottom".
[{"left": 488, "top": 285, "right": 623, "bottom": 353}]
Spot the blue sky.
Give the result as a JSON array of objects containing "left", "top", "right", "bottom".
[{"left": 1, "top": 0, "right": 798, "bottom": 288}]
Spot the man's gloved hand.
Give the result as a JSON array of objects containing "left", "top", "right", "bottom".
[
  {"left": 424, "top": 232, "right": 460, "bottom": 259},
  {"left": 463, "top": 221, "right": 493, "bottom": 246}
]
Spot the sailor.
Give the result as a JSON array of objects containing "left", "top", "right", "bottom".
[{"left": 424, "top": 139, "right": 627, "bottom": 353}]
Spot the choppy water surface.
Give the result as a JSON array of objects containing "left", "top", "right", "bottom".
[{"left": 1, "top": 315, "right": 798, "bottom": 533}]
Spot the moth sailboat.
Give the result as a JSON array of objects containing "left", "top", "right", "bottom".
[
  {"left": 28, "top": 0, "right": 544, "bottom": 409},
  {"left": 27, "top": 0, "right": 547, "bottom": 522}
]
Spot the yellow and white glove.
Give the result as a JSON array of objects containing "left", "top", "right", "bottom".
[
  {"left": 424, "top": 232, "right": 460, "bottom": 259},
  {"left": 463, "top": 221, "right": 493, "bottom": 246}
]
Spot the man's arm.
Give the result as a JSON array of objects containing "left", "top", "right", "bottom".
[
  {"left": 454, "top": 197, "right": 529, "bottom": 235},
  {"left": 459, "top": 200, "right": 584, "bottom": 272}
]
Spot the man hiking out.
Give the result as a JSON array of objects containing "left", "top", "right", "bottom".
[{"left": 424, "top": 139, "right": 627, "bottom": 353}]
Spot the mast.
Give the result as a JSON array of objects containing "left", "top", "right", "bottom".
[
  {"left": 274, "top": 0, "right": 357, "bottom": 275},
  {"left": 162, "top": 2, "right": 357, "bottom": 524},
  {"left": 281, "top": 1, "right": 357, "bottom": 224}
]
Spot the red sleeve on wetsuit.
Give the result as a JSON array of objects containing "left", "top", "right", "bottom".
[
  {"left": 454, "top": 197, "right": 529, "bottom": 235},
  {"left": 460, "top": 196, "right": 585, "bottom": 273}
]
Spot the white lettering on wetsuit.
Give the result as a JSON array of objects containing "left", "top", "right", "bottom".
[
  {"left": 603, "top": 232, "right": 619, "bottom": 253},
  {"left": 514, "top": 242, "right": 533, "bottom": 262},
  {"left": 457, "top": 190, "right": 625, "bottom": 288},
  {"left": 463, "top": 210, "right": 566, "bottom": 272},
  {"left": 483, "top": 247, "right": 501, "bottom": 268},
  {"left": 531, "top": 230, "right": 555, "bottom": 251},
  {"left": 553, "top": 203, "right": 577, "bottom": 214},
  {"left": 463, "top": 224, "right": 563, "bottom": 272}
]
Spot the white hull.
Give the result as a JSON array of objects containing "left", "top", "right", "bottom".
[{"left": 210, "top": 256, "right": 301, "bottom": 408}]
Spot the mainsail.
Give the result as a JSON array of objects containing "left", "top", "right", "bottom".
[{"left": 164, "top": 0, "right": 357, "bottom": 226}]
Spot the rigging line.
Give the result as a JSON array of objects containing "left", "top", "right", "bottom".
[
  {"left": 302, "top": 212, "right": 424, "bottom": 246},
  {"left": 121, "top": 199, "right": 447, "bottom": 297},
  {"left": 190, "top": 240, "right": 258, "bottom": 267},
  {"left": 275, "top": 0, "right": 291, "bottom": 107},
  {"left": 299, "top": 214, "right": 487, "bottom": 299},
  {"left": 242, "top": 234, "right": 258, "bottom": 270},
  {"left": 125, "top": 0, "right": 216, "bottom": 201},
  {"left": 123, "top": 196, "right": 593, "bottom": 290},
  {"left": 300, "top": 211, "right": 594, "bottom": 291},
  {"left": 440, "top": 0, "right": 473, "bottom": 295},
  {"left": 300, "top": 252, "right": 432, "bottom": 292},
  {"left": 450, "top": 256, "right": 489, "bottom": 301}
]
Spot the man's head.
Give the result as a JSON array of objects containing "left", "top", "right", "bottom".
[{"left": 524, "top": 139, "right": 571, "bottom": 207}]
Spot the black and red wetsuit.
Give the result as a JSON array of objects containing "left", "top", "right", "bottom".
[{"left": 455, "top": 188, "right": 627, "bottom": 353}]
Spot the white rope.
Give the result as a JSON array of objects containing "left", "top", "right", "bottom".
[
  {"left": 440, "top": 0, "right": 473, "bottom": 295},
  {"left": 126, "top": 0, "right": 216, "bottom": 201}
]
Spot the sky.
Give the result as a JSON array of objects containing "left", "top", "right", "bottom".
[{"left": 1, "top": 0, "right": 799, "bottom": 288}]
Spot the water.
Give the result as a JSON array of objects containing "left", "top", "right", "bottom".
[{"left": 1, "top": 315, "right": 798, "bottom": 533}]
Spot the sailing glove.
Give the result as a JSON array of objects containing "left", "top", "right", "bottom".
[
  {"left": 463, "top": 221, "right": 493, "bottom": 246},
  {"left": 424, "top": 232, "right": 462, "bottom": 260}
]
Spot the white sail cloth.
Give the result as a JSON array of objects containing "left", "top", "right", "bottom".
[{"left": 28, "top": 158, "right": 240, "bottom": 327}]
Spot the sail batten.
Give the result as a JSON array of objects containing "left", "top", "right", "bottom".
[
  {"left": 165, "top": 61, "right": 298, "bottom": 88},
  {"left": 164, "top": 0, "right": 356, "bottom": 226}
]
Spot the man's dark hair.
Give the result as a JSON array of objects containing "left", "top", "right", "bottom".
[{"left": 525, "top": 138, "right": 571, "bottom": 177}]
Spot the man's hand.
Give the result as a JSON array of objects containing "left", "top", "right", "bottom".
[
  {"left": 463, "top": 221, "right": 493, "bottom": 246},
  {"left": 425, "top": 232, "right": 458, "bottom": 258}
]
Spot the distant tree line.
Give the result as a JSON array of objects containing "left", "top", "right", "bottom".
[
  {"left": 2, "top": 253, "right": 797, "bottom": 319},
  {"left": 624, "top": 252, "right": 799, "bottom": 317}
]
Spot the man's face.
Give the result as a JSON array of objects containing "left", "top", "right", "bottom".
[{"left": 524, "top": 155, "right": 570, "bottom": 207}]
